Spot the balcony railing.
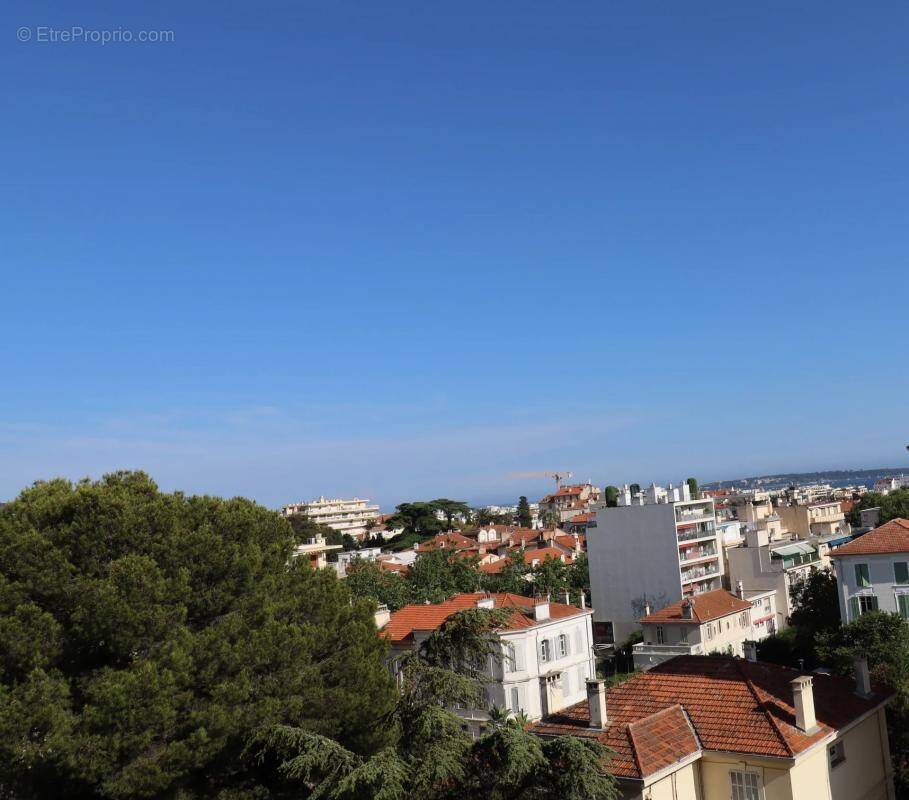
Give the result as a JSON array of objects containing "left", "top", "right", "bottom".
[
  {"left": 633, "top": 643, "right": 693, "bottom": 656},
  {"left": 681, "top": 564, "right": 721, "bottom": 583},
  {"left": 677, "top": 523, "right": 715, "bottom": 542},
  {"left": 675, "top": 506, "right": 714, "bottom": 523},
  {"left": 679, "top": 545, "right": 717, "bottom": 563}
]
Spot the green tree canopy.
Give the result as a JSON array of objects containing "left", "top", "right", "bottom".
[
  {"left": 788, "top": 568, "right": 840, "bottom": 668},
  {"left": 685, "top": 478, "right": 699, "bottom": 499},
  {"left": 431, "top": 499, "right": 471, "bottom": 531},
  {"left": 516, "top": 497, "right": 532, "bottom": 529},
  {"left": 0, "top": 472, "right": 396, "bottom": 799},
  {"left": 603, "top": 486, "right": 619, "bottom": 508},
  {"left": 848, "top": 489, "right": 909, "bottom": 527}
]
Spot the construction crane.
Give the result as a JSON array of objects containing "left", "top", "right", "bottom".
[{"left": 550, "top": 471, "right": 573, "bottom": 490}]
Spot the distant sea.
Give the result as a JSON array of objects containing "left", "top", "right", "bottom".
[{"left": 702, "top": 468, "right": 908, "bottom": 492}]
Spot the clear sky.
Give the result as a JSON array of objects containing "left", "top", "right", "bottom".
[{"left": 2, "top": 1, "right": 907, "bottom": 510}]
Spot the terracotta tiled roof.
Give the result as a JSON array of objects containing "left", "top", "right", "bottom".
[
  {"left": 569, "top": 513, "right": 593, "bottom": 524},
  {"left": 383, "top": 592, "right": 587, "bottom": 644},
  {"left": 532, "top": 656, "right": 891, "bottom": 779},
  {"left": 415, "top": 531, "right": 478, "bottom": 553},
  {"left": 522, "top": 546, "right": 572, "bottom": 565},
  {"left": 555, "top": 533, "right": 585, "bottom": 551},
  {"left": 831, "top": 519, "right": 909, "bottom": 556},
  {"left": 640, "top": 588, "right": 751, "bottom": 625},
  {"left": 378, "top": 560, "right": 409, "bottom": 574}
]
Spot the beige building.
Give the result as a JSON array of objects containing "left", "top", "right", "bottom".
[
  {"left": 538, "top": 482, "right": 601, "bottom": 523},
  {"left": 633, "top": 587, "right": 774, "bottom": 670},
  {"left": 729, "top": 491, "right": 788, "bottom": 540},
  {"left": 291, "top": 534, "right": 342, "bottom": 569},
  {"left": 778, "top": 500, "right": 849, "bottom": 540},
  {"left": 281, "top": 495, "right": 380, "bottom": 540},
  {"left": 533, "top": 655, "right": 895, "bottom": 800}
]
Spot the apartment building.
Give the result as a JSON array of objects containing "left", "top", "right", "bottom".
[
  {"left": 533, "top": 655, "right": 895, "bottom": 800},
  {"left": 380, "top": 592, "right": 595, "bottom": 733},
  {"left": 632, "top": 587, "right": 776, "bottom": 670},
  {"left": 291, "top": 534, "right": 342, "bottom": 569},
  {"left": 281, "top": 495, "right": 380, "bottom": 539},
  {"left": 587, "top": 483, "right": 724, "bottom": 643},
  {"left": 776, "top": 500, "right": 849, "bottom": 540},
  {"left": 727, "top": 490, "right": 788, "bottom": 540},
  {"left": 726, "top": 526, "right": 821, "bottom": 627},
  {"left": 831, "top": 519, "right": 909, "bottom": 623},
  {"left": 874, "top": 476, "right": 909, "bottom": 494},
  {"left": 538, "top": 482, "right": 601, "bottom": 523}
]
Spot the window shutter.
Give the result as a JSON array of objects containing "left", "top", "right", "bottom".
[
  {"left": 896, "top": 563, "right": 909, "bottom": 585},
  {"left": 898, "top": 594, "right": 909, "bottom": 620},
  {"left": 849, "top": 596, "right": 860, "bottom": 621},
  {"left": 514, "top": 643, "right": 525, "bottom": 671},
  {"left": 574, "top": 627, "right": 583, "bottom": 654}
]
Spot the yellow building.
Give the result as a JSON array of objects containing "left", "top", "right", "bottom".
[{"left": 533, "top": 655, "right": 894, "bottom": 800}]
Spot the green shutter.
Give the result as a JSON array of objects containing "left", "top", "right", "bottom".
[
  {"left": 898, "top": 595, "right": 909, "bottom": 620},
  {"left": 896, "top": 563, "right": 909, "bottom": 585},
  {"left": 849, "top": 596, "right": 860, "bottom": 621},
  {"left": 855, "top": 564, "right": 870, "bottom": 588}
]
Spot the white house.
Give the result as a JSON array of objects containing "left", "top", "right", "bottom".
[
  {"left": 831, "top": 519, "right": 909, "bottom": 623},
  {"left": 379, "top": 592, "right": 594, "bottom": 734},
  {"left": 633, "top": 587, "right": 776, "bottom": 670}
]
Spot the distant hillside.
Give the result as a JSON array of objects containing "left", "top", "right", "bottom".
[{"left": 703, "top": 467, "right": 907, "bottom": 492}]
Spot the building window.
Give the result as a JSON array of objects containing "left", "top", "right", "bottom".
[
  {"left": 540, "top": 639, "right": 551, "bottom": 663},
  {"left": 557, "top": 633, "right": 569, "bottom": 658},
  {"left": 679, "top": 627, "right": 689, "bottom": 644},
  {"left": 510, "top": 686, "right": 522, "bottom": 713},
  {"left": 829, "top": 740, "right": 846, "bottom": 768},
  {"left": 740, "top": 612, "right": 748, "bottom": 627},
  {"left": 705, "top": 624, "right": 713, "bottom": 641},
  {"left": 763, "top": 597, "right": 772, "bottom": 614},
  {"left": 848, "top": 594, "right": 879, "bottom": 620},
  {"left": 898, "top": 593, "right": 909, "bottom": 620},
  {"left": 855, "top": 563, "right": 871, "bottom": 588},
  {"left": 656, "top": 626, "right": 664, "bottom": 645},
  {"left": 895, "top": 562, "right": 909, "bottom": 585},
  {"left": 730, "top": 770, "right": 761, "bottom": 800},
  {"left": 504, "top": 643, "right": 516, "bottom": 673}
]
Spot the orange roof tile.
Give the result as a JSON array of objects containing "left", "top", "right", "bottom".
[
  {"left": 532, "top": 656, "right": 891, "bottom": 779},
  {"left": 831, "top": 519, "right": 909, "bottom": 556},
  {"left": 639, "top": 588, "right": 751, "bottom": 625},
  {"left": 383, "top": 592, "right": 587, "bottom": 644}
]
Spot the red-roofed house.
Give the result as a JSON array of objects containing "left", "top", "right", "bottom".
[
  {"left": 539, "top": 482, "right": 601, "bottom": 523},
  {"left": 832, "top": 519, "right": 909, "bottom": 623},
  {"left": 633, "top": 588, "right": 765, "bottom": 670},
  {"left": 379, "top": 592, "right": 594, "bottom": 733},
  {"left": 533, "top": 655, "right": 895, "bottom": 799}
]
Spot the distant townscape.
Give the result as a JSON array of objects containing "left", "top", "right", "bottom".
[{"left": 3, "top": 467, "right": 909, "bottom": 799}]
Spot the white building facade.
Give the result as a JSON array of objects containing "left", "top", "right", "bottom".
[
  {"left": 830, "top": 519, "right": 909, "bottom": 623},
  {"left": 381, "top": 593, "right": 595, "bottom": 734},
  {"left": 281, "top": 495, "right": 381, "bottom": 539},
  {"left": 587, "top": 483, "right": 724, "bottom": 643}
]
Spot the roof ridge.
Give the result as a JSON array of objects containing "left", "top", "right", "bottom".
[{"left": 734, "top": 659, "right": 795, "bottom": 758}]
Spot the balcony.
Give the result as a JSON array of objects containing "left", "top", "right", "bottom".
[
  {"left": 675, "top": 506, "right": 714, "bottom": 524},
  {"left": 677, "top": 522, "right": 716, "bottom": 542},
  {"left": 680, "top": 563, "right": 721, "bottom": 583},
  {"left": 632, "top": 642, "right": 697, "bottom": 671},
  {"left": 679, "top": 545, "right": 718, "bottom": 563}
]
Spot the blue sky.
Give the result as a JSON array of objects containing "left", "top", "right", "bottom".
[{"left": 1, "top": 1, "right": 907, "bottom": 509}]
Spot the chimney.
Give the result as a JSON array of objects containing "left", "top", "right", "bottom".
[
  {"left": 533, "top": 595, "right": 551, "bottom": 622},
  {"left": 581, "top": 593, "right": 587, "bottom": 609},
  {"left": 791, "top": 676, "right": 818, "bottom": 733},
  {"left": 743, "top": 641, "right": 757, "bottom": 662},
  {"left": 737, "top": 581, "right": 745, "bottom": 599},
  {"left": 476, "top": 595, "right": 495, "bottom": 610},
  {"left": 854, "top": 654, "right": 872, "bottom": 697},
  {"left": 644, "top": 601, "right": 652, "bottom": 617},
  {"left": 586, "top": 679, "right": 608, "bottom": 728},
  {"left": 374, "top": 604, "right": 391, "bottom": 629},
  {"left": 562, "top": 590, "right": 571, "bottom": 605},
  {"left": 681, "top": 598, "right": 695, "bottom": 619}
]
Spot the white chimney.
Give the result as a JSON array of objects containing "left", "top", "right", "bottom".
[
  {"left": 743, "top": 641, "right": 757, "bottom": 662},
  {"left": 681, "top": 598, "right": 694, "bottom": 619},
  {"left": 581, "top": 593, "right": 587, "bottom": 609},
  {"left": 854, "top": 654, "right": 872, "bottom": 697},
  {"left": 643, "top": 601, "right": 652, "bottom": 617},
  {"left": 737, "top": 581, "right": 745, "bottom": 599},
  {"left": 476, "top": 595, "right": 495, "bottom": 610},
  {"left": 533, "top": 596, "right": 550, "bottom": 622},
  {"left": 586, "top": 679, "right": 608, "bottom": 728},
  {"left": 562, "top": 590, "right": 571, "bottom": 605},
  {"left": 791, "top": 676, "right": 818, "bottom": 733},
  {"left": 374, "top": 604, "right": 391, "bottom": 629}
]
